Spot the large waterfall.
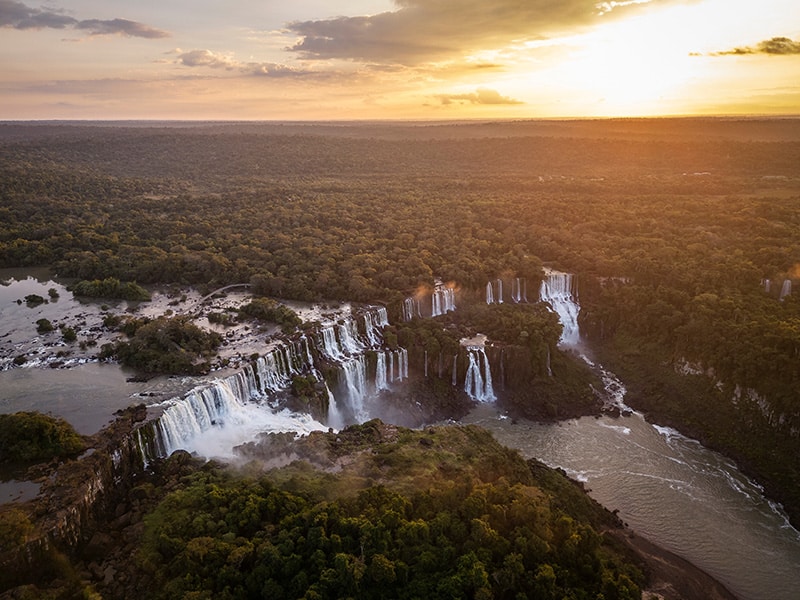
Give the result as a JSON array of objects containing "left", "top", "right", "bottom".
[
  {"left": 539, "top": 270, "right": 580, "bottom": 346},
  {"left": 147, "top": 306, "right": 402, "bottom": 460}
]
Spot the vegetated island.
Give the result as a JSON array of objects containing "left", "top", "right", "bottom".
[{"left": 1, "top": 117, "right": 798, "bottom": 596}]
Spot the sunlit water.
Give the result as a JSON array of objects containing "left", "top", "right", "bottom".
[{"left": 462, "top": 403, "right": 800, "bottom": 600}]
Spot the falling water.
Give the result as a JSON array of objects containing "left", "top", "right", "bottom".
[
  {"left": 486, "top": 281, "right": 494, "bottom": 305},
  {"left": 463, "top": 347, "right": 496, "bottom": 402},
  {"left": 780, "top": 279, "right": 792, "bottom": 300},
  {"left": 539, "top": 270, "right": 580, "bottom": 346}
]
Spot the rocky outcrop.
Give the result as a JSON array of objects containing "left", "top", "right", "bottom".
[{"left": 0, "top": 405, "right": 149, "bottom": 592}]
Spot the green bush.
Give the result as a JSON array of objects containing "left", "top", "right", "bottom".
[{"left": 0, "top": 412, "right": 85, "bottom": 463}]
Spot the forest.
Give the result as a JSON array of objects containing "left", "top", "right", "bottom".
[{"left": 1, "top": 118, "right": 799, "bottom": 523}]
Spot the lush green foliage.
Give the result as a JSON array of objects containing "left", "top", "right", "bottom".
[
  {"left": 35, "top": 318, "right": 54, "bottom": 334},
  {"left": 0, "top": 412, "right": 85, "bottom": 463},
  {"left": 101, "top": 315, "right": 222, "bottom": 374},
  {"left": 70, "top": 277, "right": 151, "bottom": 301},
  {"left": 238, "top": 297, "right": 302, "bottom": 329},
  {"left": 138, "top": 424, "right": 642, "bottom": 599}
]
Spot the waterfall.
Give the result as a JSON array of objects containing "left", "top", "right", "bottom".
[
  {"left": 363, "top": 308, "right": 387, "bottom": 346},
  {"left": 463, "top": 348, "right": 496, "bottom": 402},
  {"left": 452, "top": 355, "right": 458, "bottom": 386},
  {"left": 320, "top": 326, "right": 344, "bottom": 360},
  {"left": 511, "top": 277, "right": 526, "bottom": 303},
  {"left": 375, "top": 351, "right": 388, "bottom": 391},
  {"left": 340, "top": 356, "right": 369, "bottom": 422},
  {"left": 424, "top": 350, "right": 428, "bottom": 378},
  {"left": 338, "top": 319, "right": 364, "bottom": 354},
  {"left": 326, "top": 382, "right": 343, "bottom": 430},
  {"left": 499, "top": 348, "right": 505, "bottom": 389},
  {"left": 496, "top": 279, "right": 503, "bottom": 304},
  {"left": 432, "top": 287, "right": 455, "bottom": 317},
  {"left": 153, "top": 377, "right": 326, "bottom": 460},
  {"left": 486, "top": 281, "right": 494, "bottom": 305},
  {"left": 398, "top": 348, "right": 408, "bottom": 380},
  {"left": 764, "top": 279, "right": 771, "bottom": 293},
  {"left": 780, "top": 279, "right": 792, "bottom": 301},
  {"left": 539, "top": 270, "right": 580, "bottom": 346},
  {"left": 402, "top": 297, "right": 421, "bottom": 322},
  {"left": 146, "top": 306, "right": 408, "bottom": 459}
]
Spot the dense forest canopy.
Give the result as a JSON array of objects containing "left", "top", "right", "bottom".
[{"left": 1, "top": 117, "right": 800, "bottom": 521}]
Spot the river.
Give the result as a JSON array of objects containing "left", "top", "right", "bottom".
[
  {"left": 462, "top": 403, "right": 800, "bottom": 600},
  {"left": 3, "top": 272, "right": 800, "bottom": 599}
]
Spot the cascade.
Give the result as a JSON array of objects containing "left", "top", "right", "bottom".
[
  {"left": 510, "top": 277, "right": 527, "bottom": 303},
  {"left": 301, "top": 335, "right": 314, "bottom": 366},
  {"left": 780, "top": 279, "right": 792, "bottom": 300},
  {"left": 320, "top": 326, "right": 344, "bottom": 360},
  {"left": 539, "top": 270, "right": 580, "bottom": 346},
  {"left": 147, "top": 306, "right": 407, "bottom": 458},
  {"left": 486, "top": 281, "right": 494, "bottom": 304},
  {"left": 326, "top": 382, "right": 344, "bottom": 430},
  {"left": 463, "top": 347, "right": 496, "bottom": 402},
  {"left": 398, "top": 348, "right": 408, "bottom": 380},
  {"left": 339, "top": 356, "right": 369, "bottom": 422},
  {"left": 452, "top": 355, "right": 458, "bottom": 386},
  {"left": 375, "top": 351, "right": 388, "bottom": 391},
  {"left": 431, "top": 287, "right": 456, "bottom": 317},
  {"left": 363, "top": 308, "right": 387, "bottom": 346},
  {"left": 402, "top": 297, "right": 421, "bottom": 322},
  {"left": 338, "top": 319, "right": 364, "bottom": 354},
  {"left": 496, "top": 278, "right": 503, "bottom": 303},
  {"left": 764, "top": 279, "right": 771, "bottom": 293},
  {"left": 499, "top": 348, "right": 505, "bottom": 389}
]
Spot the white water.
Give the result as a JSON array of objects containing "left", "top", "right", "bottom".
[
  {"left": 150, "top": 307, "right": 413, "bottom": 459},
  {"left": 511, "top": 277, "right": 527, "bottom": 303},
  {"left": 780, "top": 279, "right": 792, "bottom": 300},
  {"left": 463, "top": 347, "right": 496, "bottom": 402},
  {"left": 539, "top": 269, "right": 580, "bottom": 346}
]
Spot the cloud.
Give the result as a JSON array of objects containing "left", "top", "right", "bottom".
[
  {"left": 435, "top": 87, "right": 523, "bottom": 106},
  {"left": 709, "top": 36, "right": 800, "bottom": 56},
  {"left": 286, "top": 0, "right": 656, "bottom": 65},
  {"left": 0, "top": 0, "right": 168, "bottom": 38},
  {"left": 175, "top": 49, "right": 314, "bottom": 78},
  {"left": 76, "top": 18, "right": 169, "bottom": 39}
]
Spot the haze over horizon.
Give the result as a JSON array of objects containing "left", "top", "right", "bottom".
[{"left": 1, "top": 0, "right": 799, "bottom": 121}]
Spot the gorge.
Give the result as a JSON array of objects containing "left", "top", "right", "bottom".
[{"left": 3, "top": 268, "right": 799, "bottom": 599}]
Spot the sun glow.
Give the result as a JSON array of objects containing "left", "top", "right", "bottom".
[{"left": 552, "top": 11, "right": 705, "bottom": 115}]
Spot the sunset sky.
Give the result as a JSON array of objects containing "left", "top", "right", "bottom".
[{"left": 1, "top": 0, "right": 799, "bottom": 120}]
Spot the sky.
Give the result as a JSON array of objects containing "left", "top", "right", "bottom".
[{"left": 1, "top": 0, "right": 799, "bottom": 120}]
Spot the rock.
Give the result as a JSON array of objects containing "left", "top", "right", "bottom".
[
  {"left": 84, "top": 531, "right": 115, "bottom": 561},
  {"left": 103, "top": 565, "right": 117, "bottom": 586}
]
